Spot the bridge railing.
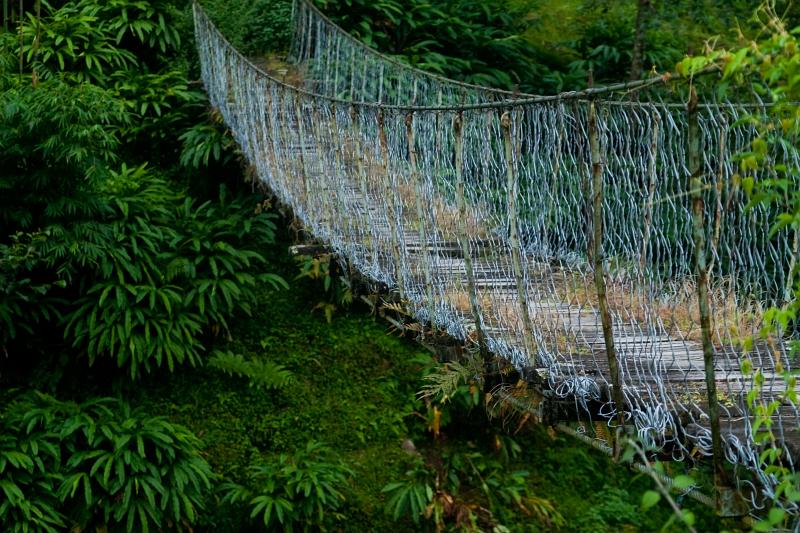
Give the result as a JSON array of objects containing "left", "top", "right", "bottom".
[{"left": 194, "top": 1, "right": 799, "bottom": 516}]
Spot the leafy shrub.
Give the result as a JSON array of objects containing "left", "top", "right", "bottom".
[
  {"left": 163, "top": 186, "right": 287, "bottom": 334},
  {"left": 60, "top": 170, "right": 203, "bottom": 378},
  {"left": 382, "top": 461, "right": 434, "bottom": 525},
  {"left": 179, "top": 114, "right": 237, "bottom": 169},
  {"left": 0, "top": 392, "right": 214, "bottom": 533},
  {"left": 571, "top": 486, "right": 640, "bottom": 532},
  {"left": 0, "top": 232, "right": 63, "bottom": 349},
  {"left": 222, "top": 441, "right": 353, "bottom": 529},
  {"left": 0, "top": 414, "right": 64, "bottom": 533},
  {"left": 383, "top": 444, "right": 564, "bottom": 530},
  {"left": 0, "top": 78, "right": 127, "bottom": 232},
  {"left": 244, "top": 0, "right": 294, "bottom": 53},
  {"left": 60, "top": 169, "right": 286, "bottom": 378}
]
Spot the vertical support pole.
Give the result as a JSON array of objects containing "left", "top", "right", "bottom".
[
  {"left": 640, "top": 109, "right": 660, "bottom": 271},
  {"left": 589, "top": 100, "right": 626, "bottom": 434},
  {"left": 688, "top": 88, "right": 729, "bottom": 496},
  {"left": 500, "top": 111, "right": 537, "bottom": 366},
  {"left": 708, "top": 117, "right": 727, "bottom": 276},
  {"left": 434, "top": 89, "right": 443, "bottom": 156},
  {"left": 332, "top": 37, "right": 340, "bottom": 98},
  {"left": 406, "top": 112, "right": 437, "bottom": 331},
  {"left": 3, "top": 0, "right": 8, "bottom": 32},
  {"left": 454, "top": 112, "right": 488, "bottom": 358},
  {"left": 576, "top": 101, "right": 594, "bottom": 263},
  {"left": 351, "top": 105, "right": 372, "bottom": 246},
  {"left": 547, "top": 104, "right": 565, "bottom": 244},
  {"left": 293, "top": 94, "right": 311, "bottom": 207},
  {"left": 377, "top": 109, "right": 406, "bottom": 301},
  {"left": 328, "top": 103, "right": 349, "bottom": 245}
]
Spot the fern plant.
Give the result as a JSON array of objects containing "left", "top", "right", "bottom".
[{"left": 208, "top": 350, "right": 294, "bottom": 390}]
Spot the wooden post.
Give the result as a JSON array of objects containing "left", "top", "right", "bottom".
[
  {"left": 329, "top": 103, "right": 352, "bottom": 244},
  {"left": 547, "top": 104, "right": 565, "bottom": 244},
  {"left": 500, "top": 111, "right": 538, "bottom": 366},
  {"left": 351, "top": 105, "right": 373, "bottom": 247},
  {"left": 588, "top": 100, "right": 627, "bottom": 434},
  {"left": 708, "top": 117, "right": 727, "bottom": 276},
  {"left": 454, "top": 112, "right": 488, "bottom": 357},
  {"left": 688, "top": 87, "right": 729, "bottom": 496},
  {"left": 292, "top": 94, "right": 312, "bottom": 207},
  {"left": 640, "top": 109, "right": 660, "bottom": 271},
  {"left": 576, "top": 100, "right": 594, "bottom": 263},
  {"left": 377, "top": 109, "right": 407, "bottom": 301},
  {"left": 406, "top": 112, "right": 437, "bottom": 330}
]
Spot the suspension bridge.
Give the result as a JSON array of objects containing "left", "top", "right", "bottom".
[{"left": 192, "top": 0, "right": 799, "bottom": 517}]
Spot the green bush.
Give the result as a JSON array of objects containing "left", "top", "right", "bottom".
[
  {"left": 222, "top": 441, "right": 353, "bottom": 529},
  {"left": 0, "top": 392, "right": 214, "bottom": 533},
  {"left": 383, "top": 444, "right": 564, "bottom": 531},
  {"left": 60, "top": 168, "right": 286, "bottom": 378}
]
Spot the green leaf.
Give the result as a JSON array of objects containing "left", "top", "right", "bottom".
[
  {"left": 641, "top": 490, "right": 661, "bottom": 510},
  {"left": 672, "top": 475, "right": 694, "bottom": 491}
]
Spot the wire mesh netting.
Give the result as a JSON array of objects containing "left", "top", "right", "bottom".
[{"left": 194, "top": 0, "right": 799, "bottom": 515}]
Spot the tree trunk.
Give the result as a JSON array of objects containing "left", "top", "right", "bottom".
[{"left": 628, "top": 0, "right": 651, "bottom": 81}]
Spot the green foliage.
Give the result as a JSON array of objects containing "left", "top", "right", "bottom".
[
  {"left": 417, "top": 356, "right": 482, "bottom": 406},
  {"left": 199, "top": 0, "right": 293, "bottom": 54},
  {"left": 0, "top": 79, "right": 126, "bottom": 231},
  {"left": 688, "top": 6, "right": 800, "bottom": 528},
  {"left": 179, "top": 111, "right": 237, "bottom": 169},
  {"left": 208, "top": 349, "right": 294, "bottom": 390},
  {"left": 316, "top": 0, "right": 538, "bottom": 91},
  {"left": 163, "top": 187, "right": 288, "bottom": 334},
  {"left": 60, "top": 173, "right": 286, "bottom": 378},
  {"left": 18, "top": 0, "right": 182, "bottom": 85},
  {"left": 295, "top": 253, "right": 353, "bottom": 322},
  {"left": 21, "top": 2, "right": 137, "bottom": 84},
  {"left": 0, "top": 392, "right": 213, "bottom": 533},
  {"left": 383, "top": 442, "right": 565, "bottom": 531},
  {"left": 0, "top": 232, "right": 63, "bottom": 347},
  {"left": 382, "top": 462, "right": 433, "bottom": 525},
  {"left": 0, "top": 411, "right": 65, "bottom": 533},
  {"left": 314, "top": 0, "right": 763, "bottom": 93},
  {"left": 113, "top": 68, "right": 205, "bottom": 141},
  {"left": 222, "top": 441, "right": 353, "bottom": 529}
]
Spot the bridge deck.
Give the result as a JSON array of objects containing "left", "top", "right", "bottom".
[{"left": 284, "top": 137, "right": 800, "bottom": 454}]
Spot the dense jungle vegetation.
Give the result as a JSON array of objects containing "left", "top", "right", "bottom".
[{"left": 1, "top": 0, "right": 798, "bottom": 531}]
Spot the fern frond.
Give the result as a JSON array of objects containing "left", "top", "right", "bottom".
[
  {"left": 417, "top": 358, "right": 481, "bottom": 404},
  {"left": 208, "top": 350, "right": 293, "bottom": 390}
]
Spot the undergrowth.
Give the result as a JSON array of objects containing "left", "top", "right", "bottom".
[{"left": 118, "top": 236, "right": 722, "bottom": 531}]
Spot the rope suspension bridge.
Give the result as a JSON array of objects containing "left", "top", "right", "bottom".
[{"left": 193, "top": 0, "right": 799, "bottom": 517}]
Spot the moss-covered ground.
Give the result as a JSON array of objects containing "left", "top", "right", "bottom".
[{"left": 101, "top": 230, "right": 730, "bottom": 532}]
